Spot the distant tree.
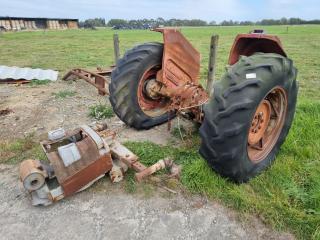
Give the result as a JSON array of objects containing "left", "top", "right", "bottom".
[
  {"left": 239, "top": 21, "right": 254, "bottom": 26},
  {"left": 288, "top": 18, "right": 303, "bottom": 25},
  {"left": 79, "top": 18, "right": 106, "bottom": 28},
  {"left": 103, "top": 17, "right": 320, "bottom": 30},
  {"left": 107, "top": 19, "right": 128, "bottom": 27},
  {"left": 221, "top": 20, "right": 234, "bottom": 26}
]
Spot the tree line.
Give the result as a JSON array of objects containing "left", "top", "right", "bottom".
[{"left": 79, "top": 17, "right": 320, "bottom": 28}]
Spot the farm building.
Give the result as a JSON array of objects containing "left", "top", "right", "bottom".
[{"left": 0, "top": 17, "right": 78, "bottom": 31}]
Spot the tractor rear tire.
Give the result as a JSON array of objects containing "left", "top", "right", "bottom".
[
  {"left": 109, "top": 43, "right": 173, "bottom": 130},
  {"left": 199, "top": 53, "right": 298, "bottom": 182}
]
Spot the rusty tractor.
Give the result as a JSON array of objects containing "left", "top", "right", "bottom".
[{"left": 108, "top": 28, "right": 298, "bottom": 183}]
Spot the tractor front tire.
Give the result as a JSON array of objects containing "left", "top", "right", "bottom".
[
  {"left": 199, "top": 53, "right": 298, "bottom": 182},
  {"left": 109, "top": 43, "right": 173, "bottom": 130}
]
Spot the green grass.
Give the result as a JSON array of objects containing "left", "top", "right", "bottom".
[
  {"left": 52, "top": 90, "right": 76, "bottom": 99},
  {"left": 28, "top": 79, "right": 51, "bottom": 86},
  {"left": 0, "top": 26, "right": 320, "bottom": 239},
  {"left": 125, "top": 99, "right": 320, "bottom": 239},
  {"left": 0, "top": 26, "right": 319, "bottom": 99},
  {"left": 88, "top": 103, "right": 114, "bottom": 120},
  {"left": 0, "top": 134, "right": 46, "bottom": 164}
]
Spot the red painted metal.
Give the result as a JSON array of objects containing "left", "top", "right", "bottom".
[{"left": 228, "top": 33, "right": 287, "bottom": 65}]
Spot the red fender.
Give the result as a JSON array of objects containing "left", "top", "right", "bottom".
[{"left": 228, "top": 33, "right": 287, "bottom": 65}]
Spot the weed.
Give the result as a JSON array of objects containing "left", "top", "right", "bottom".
[
  {"left": 0, "top": 134, "right": 46, "bottom": 164},
  {"left": 28, "top": 79, "right": 51, "bottom": 86},
  {"left": 53, "top": 90, "right": 76, "bottom": 99},
  {"left": 124, "top": 170, "right": 137, "bottom": 193},
  {"left": 89, "top": 104, "right": 114, "bottom": 120}
]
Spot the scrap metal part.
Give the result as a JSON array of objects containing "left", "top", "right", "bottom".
[
  {"left": 63, "top": 67, "right": 113, "bottom": 95},
  {"left": 19, "top": 124, "right": 180, "bottom": 206}
]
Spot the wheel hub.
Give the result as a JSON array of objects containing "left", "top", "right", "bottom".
[
  {"left": 247, "top": 87, "right": 287, "bottom": 163},
  {"left": 248, "top": 100, "right": 271, "bottom": 145}
]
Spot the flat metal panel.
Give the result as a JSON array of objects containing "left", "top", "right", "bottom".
[{"left": 0, "top": 65, "right": 58, "bottom": 81}]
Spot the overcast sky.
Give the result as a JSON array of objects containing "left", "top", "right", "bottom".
[{"left": 0, "top": 0, "right": 318, "bottom": 22}]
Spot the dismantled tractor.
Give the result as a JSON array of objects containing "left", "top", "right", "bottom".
[
  {"left": 109, "top": 28, "right": 298, "bottom": 182},
  {"left": 20, "top": 28, "right": 298, "bottom": 206}
]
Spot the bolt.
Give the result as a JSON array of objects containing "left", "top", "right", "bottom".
[
  {"left": 251, "top": 129, "right": 255, "bottom": 133},
  {"left": 254, "top": 129, "right": 258, "bottom": 133}
]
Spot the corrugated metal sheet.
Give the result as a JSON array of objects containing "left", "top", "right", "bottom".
[{"left": 0, "top": 65, "right": 58, "bottom": 81}]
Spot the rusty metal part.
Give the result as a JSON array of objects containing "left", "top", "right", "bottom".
[
  {"left": 154, "top": 28, "right": 200, "bottom": 87},
  {"left": 0, "top": 108, "right": 13, "bottom": 116},
  {"left": 154, "top": 82, "right": 208, "bottom": 122},
  {"left": 41, "top": 126, "right": 113, "bottom": 197},
  {"left": 63, "top": 68, "right": 112, "bottom": 95},
  {"left": 169, "top": 163, "right": 182, "bottom": 179},
  {"left": 137, "top": 66, "right": 170, "bottom": 117},
  {"left": 110, "top": 140, "right": 146, "bottom": 172},
  {"left": 92, "top": 122, "right": 108, "bottom": 132},
  {"left": 20, "top": 123, "right": 183, "bottom": 206},
  {"left": 135, "top": 158, "right": 173, "bottom": 182},
  {"left": 19, "top": 159, "right": 47, "bottom": 191},
  {"left": 248, "top": 100, "right": 271, "bottom": 145},
  {"left": 109, "top": 158, "right": 128, "bottom": 183},
  {"left": 139, "top": 29, "right": 208, "bottom": 122},
  {"left": 248, "top": 87, "right": 287, "bottom": 162},
  {"left": 229, "top": 33, "right": 286, "bottom": 65}
]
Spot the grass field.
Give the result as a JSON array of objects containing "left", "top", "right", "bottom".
[{"left": 1, "top": 25, "right": 320, "bottom": 239}]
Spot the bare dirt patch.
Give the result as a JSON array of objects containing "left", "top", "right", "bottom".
[{"left": 0, "top": 80, "right": 178, "bottom": 144}]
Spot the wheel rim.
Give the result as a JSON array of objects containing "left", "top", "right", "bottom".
[
  {"left": 137, "top": 66, "right": 170, "bottom": 117},
  {"left": 247, "top": 87, "right": 287, "bottom": 163}
]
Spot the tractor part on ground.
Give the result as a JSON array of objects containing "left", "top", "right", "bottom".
[
  {"left": 135, "top": 158, "right": 182, "bottom": 182},
  {"left": 19, "top": 125, "right": 114, "bottom": 206},
  {"left": 109, "top": 28, "right": 298, "bottom": 182},
  {"left": 19, "top": 124, "right": 180, "bottom": 206},
  {"left": 63, "top": 67, "right": 113, "bottom": 95},
  {"left": 135, "top": 158, "right": 172, "bottom": 182}
]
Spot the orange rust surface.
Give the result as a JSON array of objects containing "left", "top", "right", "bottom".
[
  {"left": 19, "top": 159, "right": 46, "bottom": 182},
  {"left": 154, "top": 28, "right": 200, "bottom": 88},
  {"left": 62, "top": 154, "right": 112, "bottom": 196},
  {"left": 229, "top": 34, "right": 286, "bottom": 65},
  {"left": 42, "top": 129, "right": 113, "bottom": 197}
]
